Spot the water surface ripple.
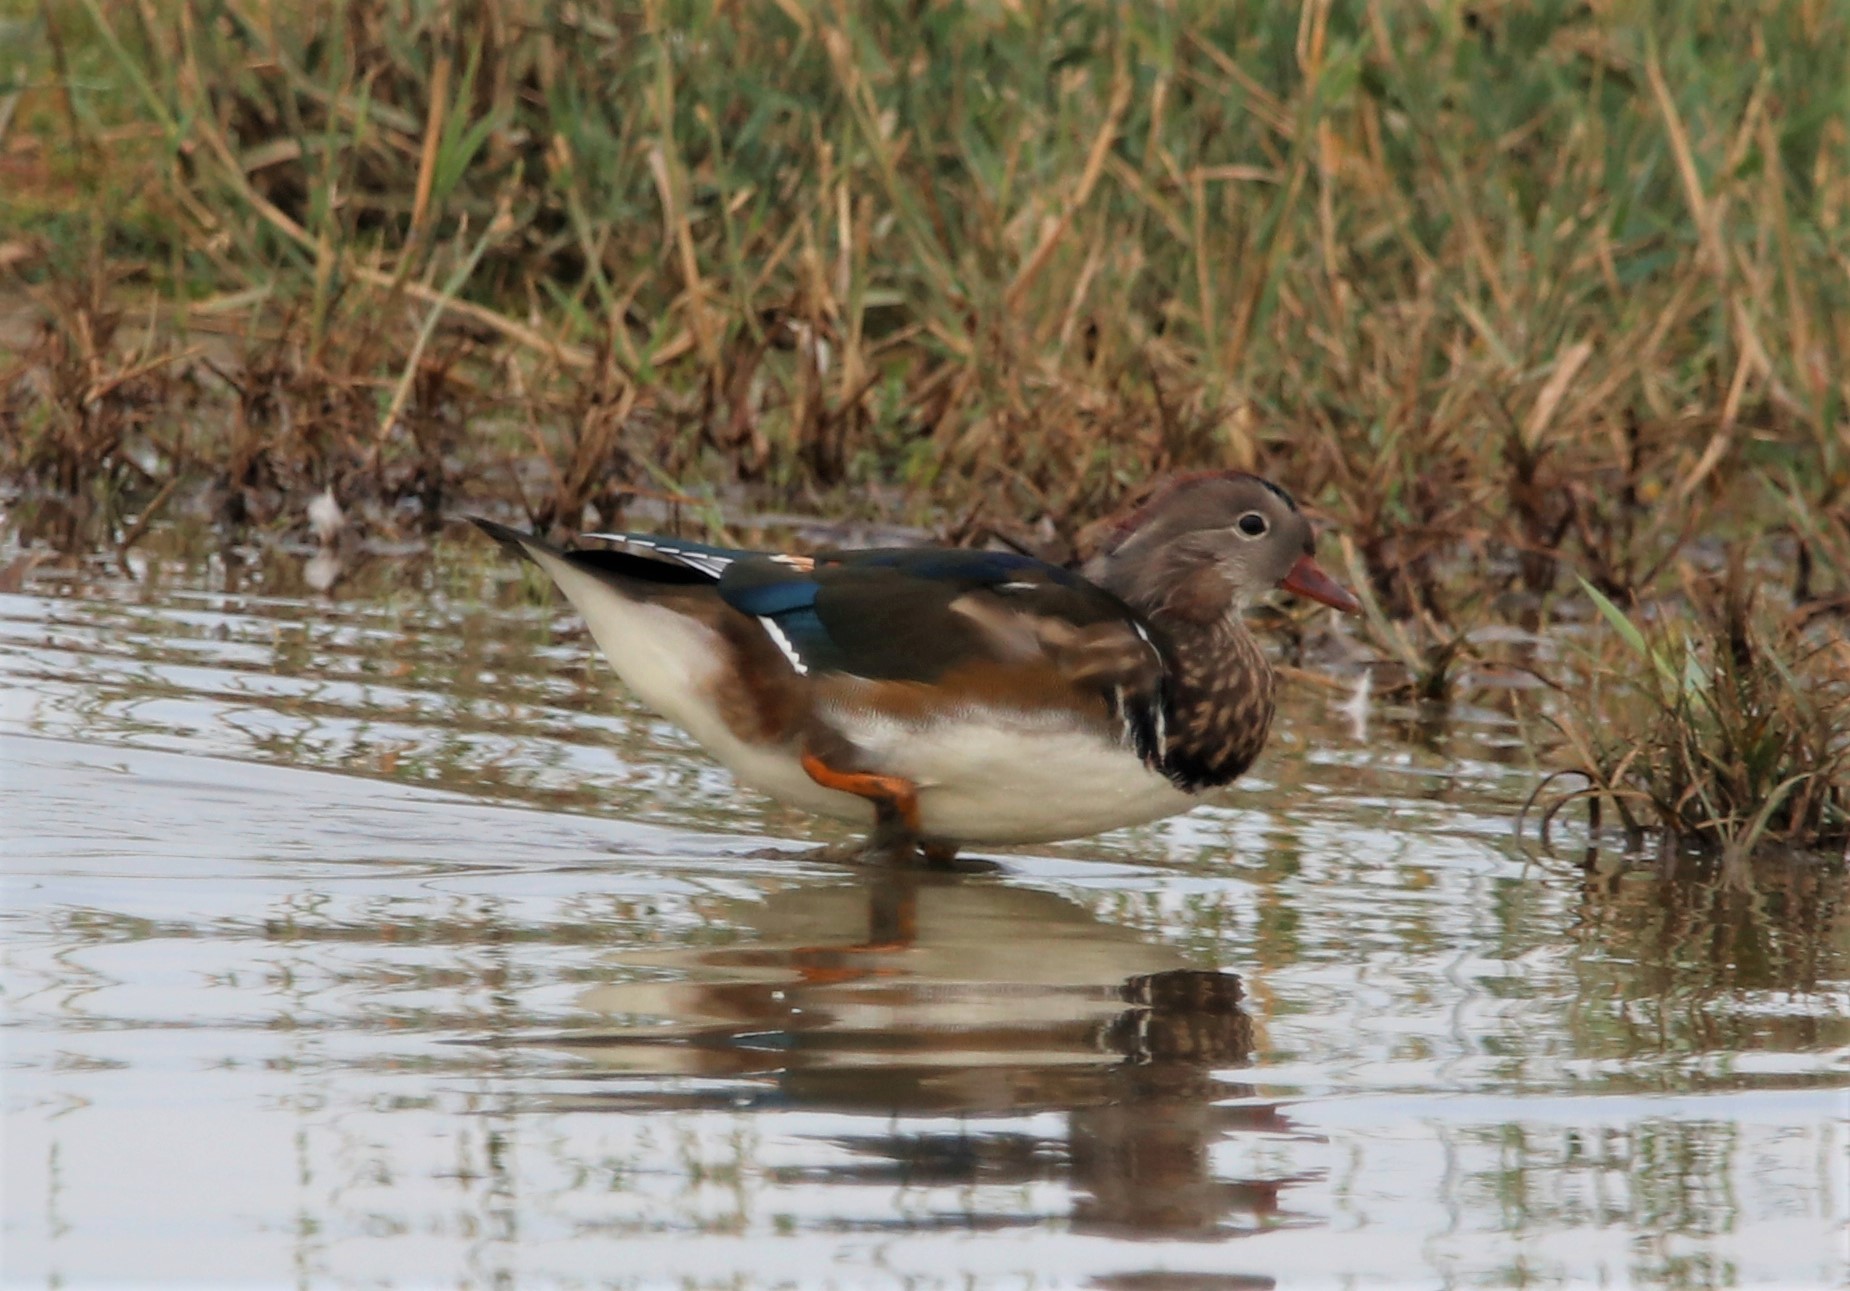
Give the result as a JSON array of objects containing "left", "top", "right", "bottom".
[{"left": 3, "top": 540, "right": 1845, "bottom": 1287}]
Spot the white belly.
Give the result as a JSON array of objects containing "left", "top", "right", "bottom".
[
  {"left": 918, "top": 729, "right": 1195, "bottom": 843},
  {"left": 671, "top": 709, "right": 1194, "bottom": 846},
  {"left": 815, "top": 706, "right": 1196, "bottom": 844},
  {"left": 662, "top": 693, "right": 1195, "bottom": 846}
]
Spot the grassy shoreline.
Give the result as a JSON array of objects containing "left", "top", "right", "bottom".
[{"left": 3, "top": 0, "right": 1846, "bottom": 854}]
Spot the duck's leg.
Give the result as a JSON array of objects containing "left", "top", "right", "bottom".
[
  {"left": 920, "top": 839, "right": 962, "bottom": 870},
  {"left": 798, "top": 746, "right": 926, "bottom": 865}
]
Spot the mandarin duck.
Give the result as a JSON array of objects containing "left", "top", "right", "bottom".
[{"left": 473, "top": 471, "right": 1357, "bottom": 866}]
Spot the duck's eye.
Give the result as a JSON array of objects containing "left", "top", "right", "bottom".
[{"left": 1235, "top": 511, "right": 1269, "bottom": 538}]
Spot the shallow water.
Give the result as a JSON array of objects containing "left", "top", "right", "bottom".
[{"left": 3, "top": 532, "right": 1846, "bottom": 1288}]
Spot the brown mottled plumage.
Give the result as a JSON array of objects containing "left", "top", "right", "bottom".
[{"left": 1082, "top": 471, "right": 1350, "bottom": 793}]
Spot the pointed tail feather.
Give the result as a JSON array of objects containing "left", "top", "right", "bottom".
[{"left": 468, "top": 515, "right": 564, "bottom": 563}]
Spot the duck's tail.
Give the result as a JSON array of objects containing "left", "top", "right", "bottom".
[{"left": 466, "top": 517, "right": 735, "bottom": 730}]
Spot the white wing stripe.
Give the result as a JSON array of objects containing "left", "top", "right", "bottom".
[{"left": 757, "top": 616, "right": 809, "bottom": 675}]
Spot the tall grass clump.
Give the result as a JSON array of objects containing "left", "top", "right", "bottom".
[
  {"left": 1542, "top": 567, "right": 1850, "bottom": 862},
  {"left": 4, "top": 3, "right": 1844, "bottom": 546}
]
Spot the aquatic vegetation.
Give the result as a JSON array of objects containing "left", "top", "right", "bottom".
[{"left": 1540, "top": 567, "right": 1850, "bottom": 861}]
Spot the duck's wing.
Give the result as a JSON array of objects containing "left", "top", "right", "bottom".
[
  {"left": 475, "top": 526, "right": 1161, "bottom": 690},
  {"left": 718, "top": 546, "right": 1168, "bottom": 707},
  {"left": 473, "top": 521, "right": 1169, "bottom": 764}
]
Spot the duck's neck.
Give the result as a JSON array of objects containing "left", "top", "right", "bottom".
[
  {"left": 1144, "top": 608, "right": 1277, "bottom": 792},
  {"left": 1087, "top": 549, "right": 1279, "bottom": 792}
]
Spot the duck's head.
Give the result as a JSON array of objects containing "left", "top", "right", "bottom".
[{"left": 1082, "top": 471, "right": 1361, "bottom": 621}]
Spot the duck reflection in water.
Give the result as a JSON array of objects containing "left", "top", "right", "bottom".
[{"left": 538, "top": 868, "right": 1318, "bottom": 1240}]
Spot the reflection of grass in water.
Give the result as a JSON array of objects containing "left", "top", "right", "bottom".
[
  {"left": 1468, "top": 1117, "right": 1745, "bottom": 1287},
  {"left": 1563, "top": 853, "right": 1850, "bottom": 1073},
  {"left": 7, "top": 530, "right": 639, "bottom": 810}
]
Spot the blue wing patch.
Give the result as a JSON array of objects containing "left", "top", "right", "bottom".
[
  {"left": 721, "top": 577, "right": 820, "bottom": 617},
  {"left": 718, "top": 570, "right": 841, "bottom": 672}
]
